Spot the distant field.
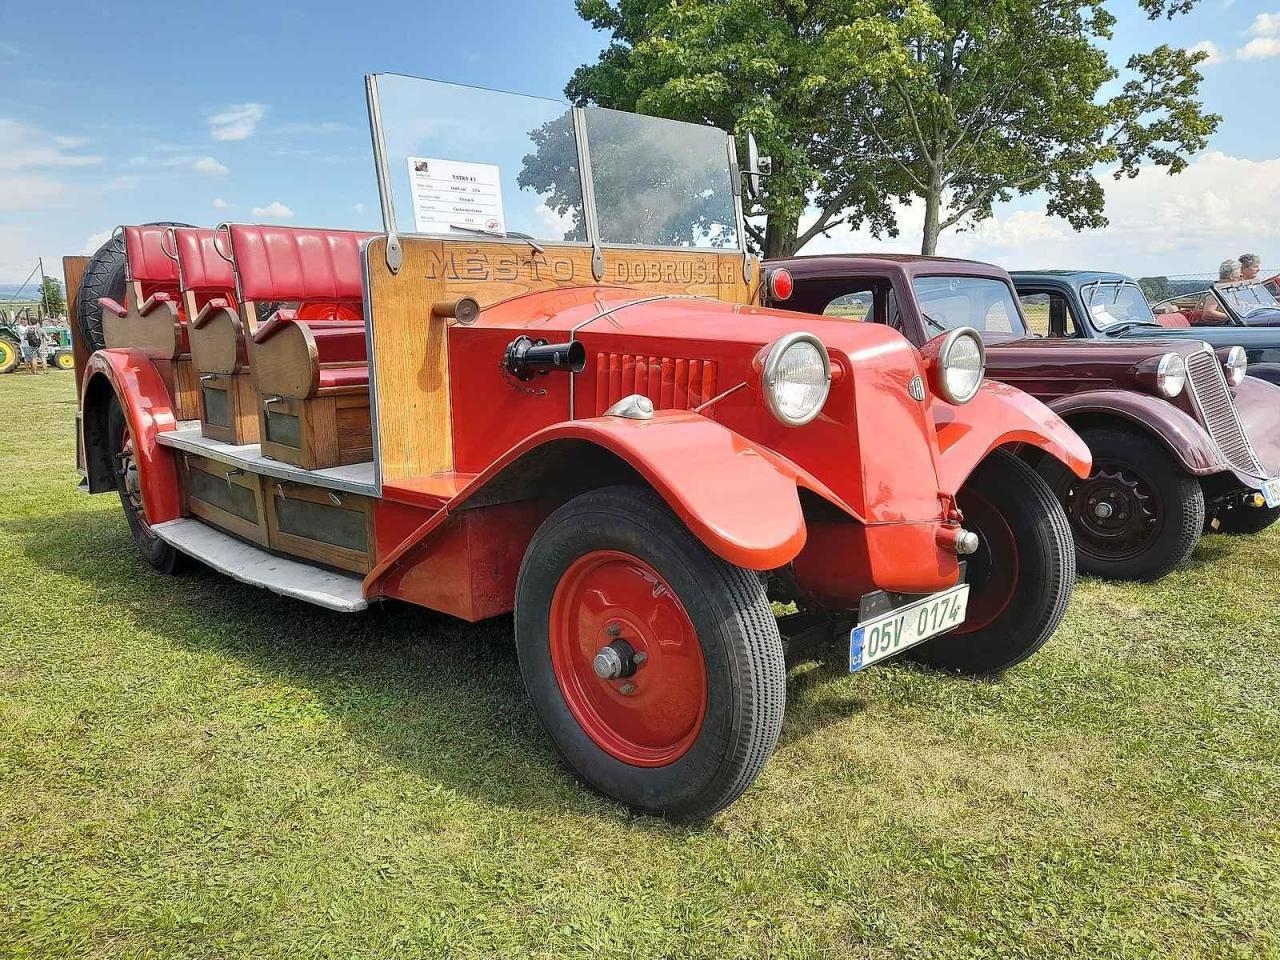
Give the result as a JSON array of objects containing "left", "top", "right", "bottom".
[{"left": 2, "top": 374, "right": 1279, "bottom": 959}]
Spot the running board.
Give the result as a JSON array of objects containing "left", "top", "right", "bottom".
[{"left": 151, "top": 518, "right": 369, "bottom": 612}]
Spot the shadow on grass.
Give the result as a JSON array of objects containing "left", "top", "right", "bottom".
[{"left": 5, "top": 507, "right": 864, "bottom": 829}]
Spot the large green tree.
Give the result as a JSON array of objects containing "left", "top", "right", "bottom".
[
  {"left": 568, "top": 0, "right": 1219, "bottom": 256},
  {"left": 39, "top": 277, "right": 65, "bottom": 317}
]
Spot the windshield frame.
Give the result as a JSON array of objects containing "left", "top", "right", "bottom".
[
  {"left": 365, "top": 72, "right": 747, "bottom": 262},
  {"left": 1079, "top": 279, "right": 1159, "bottom": 331},
  {"left": 1213, "top": 280, "right": 1280, "bottom": 320},
  {"left": 909, "top": 273, "right": 1029, "bottom": 339}
]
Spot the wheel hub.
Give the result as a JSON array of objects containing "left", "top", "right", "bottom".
[{"left": 1063, "top": 466, "right": 1158, "bottom": 559}]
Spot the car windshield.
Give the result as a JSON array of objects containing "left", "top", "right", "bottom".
[
  {"left": 1082, "top": 281, "right": 1157, "bottom": 328},
  {"left": 1217, "top": 281, "right": 1280, "bottom": 317},
  {"left": 911, "top": 276, "right": 1026, "bottom": 336},
  {"left": 368, "top": 73, "right": 740, "bottom": 250}
]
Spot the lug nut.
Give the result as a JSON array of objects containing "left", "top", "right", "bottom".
[
  {"left": 606, "top": 623, "right": 621, "bottom": 637},
  {"left": 633, "top": 651, "right": 648, "bottom": 665},
  {"left": 619, "top": 682, "right": 636, "bottom": 695}
]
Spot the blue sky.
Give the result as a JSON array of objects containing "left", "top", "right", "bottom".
[{"left": 1, "top": 0, "right": 1278, "bottom": 284}]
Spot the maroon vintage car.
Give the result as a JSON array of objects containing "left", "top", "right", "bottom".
[{"left": 765, "top": 254, "right": 1280, "bottom": 582}]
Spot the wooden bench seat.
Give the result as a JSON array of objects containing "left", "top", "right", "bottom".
[
  {"left": 221, "top": 224, "right": 376, "bottom": 470},
  {"left": 100, "top": 224, "right": 199, "bottom": 420}
]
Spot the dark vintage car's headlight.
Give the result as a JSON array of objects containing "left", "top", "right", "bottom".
[
  {"left": 762, "top": 332, "right": 832, "bottom": 426},
  {"left": 1156, "top": 352, "right": 1187, "bottom": 397},
  {"left": 932, "top": 327, "right": 985, "bottom": 405},
  {"left": 1222, "top": 345, "right": 1248, "bottom": 387}
]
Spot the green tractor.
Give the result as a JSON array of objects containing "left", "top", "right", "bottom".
[{"left": 0, "top": 309, "right": 73, "bottom": 373}]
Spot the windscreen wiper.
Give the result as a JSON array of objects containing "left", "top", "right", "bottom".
[
  {"left": 1103, "top": 320, "right": 1163, "bottom": 336},
  {"left": 448, "top": 223, "right": 545, "bottom": 254}
]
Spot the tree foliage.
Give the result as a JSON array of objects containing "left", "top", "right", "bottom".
[
  {"left": 567, "top": 0, "right": 1219, "bottom": 256},
  {"left": 39, "top": 277, "right": 64, "bottom": 317}
]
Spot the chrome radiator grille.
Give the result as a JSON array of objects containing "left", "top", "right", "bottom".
[{"left": 1184, "top": 350, "right": 1265, "bottom": 476}]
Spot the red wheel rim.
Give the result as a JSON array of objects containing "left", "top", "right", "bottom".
[
  {"left": 549, "top": 550, "right": 707, "bottom": 767},
  {"left": 116, "top": 423, "right": 153, "bottom": 536},
  {"left": 952, "top": 489, "right": 1018, "bottom": 634}
]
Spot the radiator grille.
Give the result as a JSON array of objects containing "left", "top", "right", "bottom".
[
  {"left": 1184, "top": 350, "right": 1265, "bottom": 475},
  {"left": 593, "top": 353, "right": 718, "bottom": 415}
]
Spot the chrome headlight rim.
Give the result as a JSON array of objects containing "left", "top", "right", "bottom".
[
  {"left": 1156, "top": 352, "right": 1186, "bottom": 398},
  {"left": 1224, "top": 345, "right": 1248, "bottom": 387},
  {"left": 936, "top": 326, "right": 986, "bottom": 405},
  {"left": 762, "top": 331, "right": 832, "bottom": 427}
]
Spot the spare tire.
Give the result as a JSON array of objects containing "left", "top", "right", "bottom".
[{"left": 76, "top": 222, "right": 193, "bottom": 353}]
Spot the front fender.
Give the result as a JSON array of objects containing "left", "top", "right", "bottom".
[
  {"left": 1048, "top": 388, "right": 1228, "bottom": 476},
  {"left": 81, "top": 349, "right": 181, "bottom": 525},
  {"left": 1244, "top": 363, "right": 1280, "bottom": 387},
  {"left": 934, "top": 379, "right": 1091, "bottom": 492},
  {"left": 1235, "top": 375, "right": 1280, "bottom": 475}
]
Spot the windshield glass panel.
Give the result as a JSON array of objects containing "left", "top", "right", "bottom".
[
  {"left": 1218, "top": 282, "right": 1280, "bottom": 316},
  {"left": 1083, "top": 281, "right": 1155, "bottom": 328},
  {"left": 582, "top": 107, "right": 739, "bottom": 249},
  {"left": 911, "top": 276, "right": 1026, "bottom": 336},
  {"left": 374, "top": 74, "right": 587, "bottom": 244}
]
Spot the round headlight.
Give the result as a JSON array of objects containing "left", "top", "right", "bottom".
[
  {"left": 936, "top": 327, "right": 986, "bottom": 404},
  {"left": 762, "top": 332, "right": 832, "bottom": 426},
  {"left": 1224, "top": 345, "right": 1248, "bottom": 387},
  {"left": 1157, "top": 352, "right": 1186, "bottom": 397}
]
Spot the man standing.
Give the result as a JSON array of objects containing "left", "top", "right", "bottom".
[{"left": 1239, "top": 253, "right": 1262, "bottom": 281}]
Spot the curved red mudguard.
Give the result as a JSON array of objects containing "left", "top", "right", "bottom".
[
  {"left": 934, "top": 380, "right": 1092, "bottom": 492},
  {"left": 81, "top": 349, "right": 181, "bottom": 525},
  {"left": 1048, "top": 388, "right": 1232, "bottom": 477},
  {"left": 1233, "top": 376, "right": 1280, "bottom": 475}
]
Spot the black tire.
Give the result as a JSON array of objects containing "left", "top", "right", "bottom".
[
  {"left": 1039, "top": 426, "right": 1204, "bottom": 581},
  {"left": 76, "top": 222, "right": 192, "bottom": 353},
  {"left": 907, "top": 451, "right": 1074, "bottom": 675},
  {"left": 0, "top": 336, "right": 18, "bottom": 374},
  {"left": 107, "top": 395, "right": 187, "bottom": 574},
  {"left": 515, "top": 486, "right": 785, "bottom": 820},
  {"left": 1214, "top": 503, "right": 1280, "bottom": 535}
]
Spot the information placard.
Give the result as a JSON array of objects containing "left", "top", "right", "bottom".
[{"left": 406, "top": 157, "right": 506, "bottom": 237}]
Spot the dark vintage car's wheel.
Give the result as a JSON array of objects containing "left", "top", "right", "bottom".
[
  {"left": 515, "top": 486, "right": 785, "bottom": 820},
  {"left": 906, "top": 450, "right": 1074, "bottom": 675},
  {"left": 1041, "top": 426, "right": 1203, "bottom": 581},
  {"left": 1213, "top": 503, "right": 1280, "bottom": 535},
  {"left": 107, "top": 396, "right": 186, "bottom": 574}
]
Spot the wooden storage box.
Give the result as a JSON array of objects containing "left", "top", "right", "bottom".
[
  {"left": 180, "top": 454, "right": 269, "bottom": 546},
  {"left": 258, "top": 393, "right": 373, "bottom": 470},
  {"left": 198, "top": 372, "right": 261, "bottom": 445},
  {"left": 266, "top": 482, "right": 373, "bottom": 574}
]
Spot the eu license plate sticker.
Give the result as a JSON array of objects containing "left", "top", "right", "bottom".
[
  {"left": 850, "top": 585, "right": 970, "bottom": 673},
  {"left": 1262, "top": 479, "right": 1280, "bottom": 509}
]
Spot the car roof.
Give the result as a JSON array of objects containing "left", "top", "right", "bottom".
[
  {"left": 1009, "top": 269, "right": 1133, "bottom": 287},
  {"left": 774, "top": 253, "right": 1010, "bottom": 281}
]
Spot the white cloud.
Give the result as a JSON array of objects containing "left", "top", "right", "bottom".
[
  {"left": 801, "top": 151, "right": 1280, "bottom": 277},
  {"left": 1186, "top": 40, "right": 1226, "bottom": 65},
  {"left": 191, "top": 156, "right": 229, "bottom": 176},
  {"left": 251, "top": 200, "right": 294, "bottom": 219},
  {"left": 353, "top": 202, "right": 366, "bottom": 214},
  {"left": 0, "top": 175, "right": 64, "bottom": 210},
  {"left": 208, "top": 103, "right": 267, "bottom": 141},
  {"left": 1238, "top": 37, "right": 1280, "bottom": 59},
  {"left": 82, "top": 230, "right": 113, "bottom": 255},
  {"left": 212, "top": 197, "right": 229, "bottom": 209},
  {"left": 1248, "top": 12, "right": 1280, "bottom": 34},
  {"left": 0, "top": 118, "right": 101, "bottom": 171}
]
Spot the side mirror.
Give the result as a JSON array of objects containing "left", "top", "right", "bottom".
[{"left": 745, "top": 131, "right": 772, "bottom": 199}]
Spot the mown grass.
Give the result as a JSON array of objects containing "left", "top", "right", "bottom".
[{"left": 2, "top": 372, "right": 1279, "bottom": 959}]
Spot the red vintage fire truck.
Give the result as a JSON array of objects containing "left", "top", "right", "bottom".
[{"left": 70, "top": 74, "right": 1089, "bottom": 818}]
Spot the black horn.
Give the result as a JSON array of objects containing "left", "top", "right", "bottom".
[{"left": 503, "top": 335, "right": 586, "bottom": 381}]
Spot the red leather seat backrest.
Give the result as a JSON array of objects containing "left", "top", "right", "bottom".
[
  {"left": 173, "top": 227, "right": 235, "bottom": 293},
  {"left": 1156, "top": 312, "right": 1190, "bottom": 328},
  {"left": 226, "top": 224, "right": 375, "bottom": 304},
  {"left": 123, "top": 225, "right": 180, "bottom": 286}
]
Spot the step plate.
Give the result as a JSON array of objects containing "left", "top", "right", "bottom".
[{"left": 151, "top": 518, "right": 368, "bottom": 612}]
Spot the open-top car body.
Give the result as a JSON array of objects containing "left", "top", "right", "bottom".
[
  {"left": 767, "top": 256, "right": 1280, "bottom": 580},
  {"left": 72, "top": 75, "right": 1089, "bottom": 819},
  {"left": 1152, "top": 280, "right": 1280, "bottom": 328}
]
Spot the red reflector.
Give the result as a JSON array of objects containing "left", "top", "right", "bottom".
[{"left": 768, "top": 268, "right": 794, "bottom": 301}]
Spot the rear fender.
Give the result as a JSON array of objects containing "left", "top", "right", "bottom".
[
  {"left": 1048, "top": 389, "right": 1226, "bottom": 476},
  {"left": 934, "top": 380, "right": 1092, "bottom": 492},
  {"left": 377, "top": 412, "right": 812, "bottom": 577},
  {"left": 81, "top": 349, "right": 181, "bottom": 524}
]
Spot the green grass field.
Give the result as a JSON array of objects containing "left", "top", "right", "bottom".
[{"left": 3, "top": 373, "right": 1279, "bottom": 959}]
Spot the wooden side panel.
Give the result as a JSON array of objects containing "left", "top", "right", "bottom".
[
  {"left": 63, "top": 255, "right": 90, "bottom": 392},
  {"left": 265, "top": 483, "right": 374, "bottom": 574},
  {"left": 365, "top": 237, "right": 452, "bottom": 480},
  {"left": 180, "top": 454, "right": 270, "bottom": 547}
]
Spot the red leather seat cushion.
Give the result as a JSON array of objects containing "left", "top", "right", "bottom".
[
  {"left": 310, "top": 323, "right": 367, "bottom": 365},
  {"left": 227, "top": 225, "right": 375, "bottom": 303},
  {"left": 1157, "top": 312, "right": 1190, "bottom": 328},
  {"left": 318, "top": 366, "right": 369, "bottom": 390},
  {"left": 174, "top": 227, "right": 236, "bottom": 295},
  {"left": 123, "top": 226, "right": 180, "bottom": 285}
]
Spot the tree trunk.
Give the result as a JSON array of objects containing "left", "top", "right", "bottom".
[
  {"left": 764, "top": 214, "right": 800, "bottom": 259},
  {"left": 921, "top": 172, "right": 942, "bottom": 256}
]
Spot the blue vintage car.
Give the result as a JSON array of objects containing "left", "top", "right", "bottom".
[{"left": 1010, "top": 270, "right": 1280, "bottom": 385}]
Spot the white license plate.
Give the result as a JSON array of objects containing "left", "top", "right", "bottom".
[
  {"left": 850, "top": 585, "right": 970, "bottom": 672},
  {"left": 1262, "top": 479, "right": 1280, "bottom": 508}
]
